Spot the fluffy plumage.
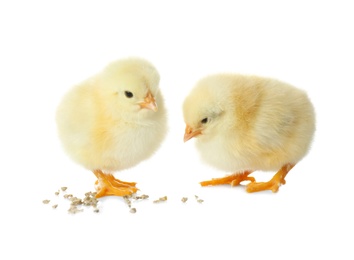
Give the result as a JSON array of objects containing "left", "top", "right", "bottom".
[
  {"left": 183, "top": 74, "right": 315, "bottom": 192},
  {"left": 56, "top": 57, "right": 167, "bottom": 197}
]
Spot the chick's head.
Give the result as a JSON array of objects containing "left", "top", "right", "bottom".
[
  {"left": 97, "top": 58, "right": 161, "bottom": 120},
  {"left": 183, "top": 76, "right": 231, "bottom": 142}
]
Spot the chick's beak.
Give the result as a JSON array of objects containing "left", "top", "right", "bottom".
[
  {"left": 184, "top": 125, "right": 202, "bottom": 142},
  {"left": 139, "top": 91, "right": 158, "bottom": 112}
]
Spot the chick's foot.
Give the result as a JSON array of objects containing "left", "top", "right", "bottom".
[
  {"left": 93, "top": 170, "right": 138, "bottom": 198},
  {"left": 200, "top": 171, "right": 254, "bottom": 187},
  {"left": 246, "top": 164, "right": 295, "bottom": 193}
]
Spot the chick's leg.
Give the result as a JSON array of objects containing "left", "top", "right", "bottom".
[
  {"left": 93, "top": 170, "right": 138, "bottom": 198},
  {"left": 246, "top": 164, "right": 295, "bottom": 193},
  {"left": 200, "top": 171, "right": 255, "bottom": 187}
]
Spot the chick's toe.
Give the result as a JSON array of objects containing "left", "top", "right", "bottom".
[
  {"left": 200, "top": 171, "right": 255, "bottom": 187},
  {"left": 94, "top": 170, "right": 138, "bottom": 198},
  {"left": 246, "top": 164, "right": 294, "bottom": 193}
]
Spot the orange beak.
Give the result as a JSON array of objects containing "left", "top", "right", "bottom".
[
  {"left": 139, "top": 91, "right": 158, "bottom": 112},
  {"left": 184, "top": 125, "right": 202, "bottom": 142}
]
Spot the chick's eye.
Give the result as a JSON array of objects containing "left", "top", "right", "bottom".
[
  {"left": 124, "top": 91, "right": 134, "bottom": 98},
  {"left": 201, "top": 118, "right": 208, "bottom": 124}
]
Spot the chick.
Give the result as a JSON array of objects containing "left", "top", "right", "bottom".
[
  {"left": 183, "top": 74, "right": 315, "bottom": 193},
  {"left": 56, "top": 58, "right": 167, "bottom": 198}
]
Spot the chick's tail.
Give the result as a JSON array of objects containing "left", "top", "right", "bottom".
[{"left": 93, "top": 170, "right": 138, "bottom": 198}]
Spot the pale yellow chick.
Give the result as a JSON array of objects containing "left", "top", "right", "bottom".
[
  {"left": 183, "top": 74, "right": 315, "bottom": 192},
  {"left": 56, "top": 58, "right": 167, "bottom": 198}
]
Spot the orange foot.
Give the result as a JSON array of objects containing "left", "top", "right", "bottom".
[
  {"left": 246, "top": 163, "right": 295, "bottom": 193},
  {"left": 200, "top": 171, "right": 255, "bottom": 187},
  {"left": 93, "top": 170, "right": 138, "bottom": 198}
]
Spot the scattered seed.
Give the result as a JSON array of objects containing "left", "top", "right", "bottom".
[
  {"left": 194, "top": 195, "right": 204, "bottom": 203},
  {"left": 123, "top": 196, "right": 132, "bottom": 208},
  {"left": 68, "top": 205, "right": 83, "bottom": 214},
  {"left": 135, "top": 194, "right": 149, "bottom": 200},
  {"left": 70, "top": 197, "right": 83, "bottom": 206},
  {"left": 45, "top": 187, "right": 101, "bottom": 214},
  {"left": 85, "top": 191, "right": 97, "bottom": 198},
  {"left": 63, "top": 194, "right": 73, "bottom": 199},
  {"left": 84, "top": 197, "right": 98, "bottom": 207},
  {"left": 46, "top": 188, "right": 188, "bottom": 214},
  {"left": 153, "top": 196, "right": 168, "bottom": 203}
]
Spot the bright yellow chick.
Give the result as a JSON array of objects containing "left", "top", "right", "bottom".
[
  {"left": 56, "top": 58, "right": 167, "bottom": 198},
  {"left": 183, "top": 74, "right": 315, "bottom": 193}
]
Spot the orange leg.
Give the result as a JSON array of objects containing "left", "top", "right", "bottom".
[
  {"left": 200, "top": 171, "right": 255, "bottom": 187},
  {"left": 93, "top": 170, "right": 138, "bottom": 198},
  {"left": 246, "top": 163, "right": 295, "bottom": 193}
]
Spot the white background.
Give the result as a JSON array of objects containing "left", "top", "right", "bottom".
[{"left": 1, "top": 1, "right": 353, "bottom": 259}]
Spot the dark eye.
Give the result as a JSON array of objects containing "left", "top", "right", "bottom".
[
  {"left": 201, "top": 118, "right": 208, "bottom": 124},
  {"left": 124, "top": 91, "right": 133, "bottom": 98}
]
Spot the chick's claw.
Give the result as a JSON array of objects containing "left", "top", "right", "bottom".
[
  {"left": 93, "top": 170, "right": 138, "bottom": 198},
  {"left": 95, "top": 185, "right": 138, "bottom": 198},
  {"left": 246, "top": 163, "right": 295, "bottom": 193},
  {"left": 110, "top": 177, "right": 137, "bottom": 187},
  {"left": 246, "top": 181, "right": 281, "bottom": 193},
  {"left": 200, "top": 171, "right": 254, "bottom": 187}
]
